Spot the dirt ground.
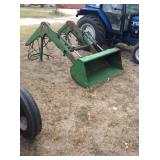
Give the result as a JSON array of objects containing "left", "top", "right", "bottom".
[{"left": 20, "top": 42, "right": 139, "bottom": 156}]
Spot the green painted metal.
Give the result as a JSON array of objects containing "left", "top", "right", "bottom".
[
  {"left": 40, "top": 37, "right": 44, "bottom": 61},
  {"left": 71, "top": 48, "right": 123, "bottom": 87},
  {"left": 25, "top": 21, "right": 123, "bottom": 88},
  {"left": 26, "top": 22, "right": 74, "bottom": 62}
]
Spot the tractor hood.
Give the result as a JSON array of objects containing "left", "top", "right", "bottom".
[
  {"left": 76, "top": 4, "right": 101, "bottom": 17},
  {"left": 85, "top": 4, "right": 100, "bottom": 8}
]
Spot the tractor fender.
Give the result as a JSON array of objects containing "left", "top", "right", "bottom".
[{"left": 76, "top": 7, "right": 112, "bottom": 33}]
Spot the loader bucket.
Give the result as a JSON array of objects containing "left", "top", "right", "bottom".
[{"left": 70, "top": 48, "right": 123, "bottom": 88}]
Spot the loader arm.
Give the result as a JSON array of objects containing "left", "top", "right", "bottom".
[
  {"left": 25, "top": 22, "right": 75, "bottom": 62},
  {"left": 25, "top": 21, "right": 97, "bottom": 63},
  {"left": 25, "top": 21, "right": 123, "bottom": 88}
]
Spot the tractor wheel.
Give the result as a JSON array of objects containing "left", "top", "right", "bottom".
[
  {"left": 77, "top": 15, "right": 106, "bottom": 46},
  {"left": 20, "top": 87, "right": 42, "bottom": 140},
  {"left": 132, "top": 44, "right": 139, "bottom": 64}
]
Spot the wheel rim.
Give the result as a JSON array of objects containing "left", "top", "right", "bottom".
[
  {"left": 20, "top": 116, "right": 28, "bottom": 131},
  {"left": 135, "top": 48, "right": 139, "bottom": 61},
  {"left": 81, "top": 23, "right": 96, "bottom": 39}
]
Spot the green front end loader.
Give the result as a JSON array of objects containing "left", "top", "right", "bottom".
[{"left": 25, "top": 21, "right": 123, "bottom": 88}]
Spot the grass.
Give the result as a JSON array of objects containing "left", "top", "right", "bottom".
[
  {"left": 90, "top": 142, "right": 106, "bottom": 155},
  {"left": 20, "top": 7, "right": 68, "bottom": 18},
  {"left": 20, "top": 23, "right": 63, "bottom": 42}
]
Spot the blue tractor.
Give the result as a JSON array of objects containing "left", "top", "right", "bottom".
[{"left": 76, "top": 4, "right": 139, "bottom": 64}]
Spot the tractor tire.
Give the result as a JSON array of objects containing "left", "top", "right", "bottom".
[
  {"left": 20, "top": 87, "right": 42, "bottom": 140},
  {"left": 132, "top": 44, "right": 139, "bottom": 64},
  {"left": 77, "top": 15, "right": 106, "bottom": 46}
]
